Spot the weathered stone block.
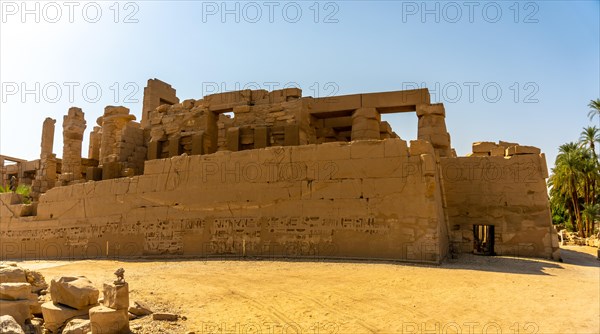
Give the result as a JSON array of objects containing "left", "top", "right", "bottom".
[
  {"left": 472, "top": 142, "right": 498, "bottom": 153},
  {"left": 0, "top": 267, "right": 26, "bottom": 284},
  {"left": 101, "top": 162, "right": 121, "bottom": 181},
  {"left": 41, "top": 301, "right": 95, "bottom": 333},
  {"left": 226, "top": 127, "right": 240, "bottom": 152},
  {"left": 89, "top": 305, "right": 129, "bottom": 334},
  {"left": 86, "top": 167, "right": 102, "bottom": 181},
  {"left": 466, "top": 152, "right": 489, "bottom": 157},
  {"left": 427, "top": 132, "right": 450, "bottom": 148},
  {"left": 284, "top": 124, "right": 300, "bottom": 146},
  {"left": 350, "top": 140, "right": 385, "bottom": 159},
  {"left": 50, "top": 276, "right": 99, "bottom": 310},
  {"left": 0, "top": 283, "right": 31, "bottom": 301},
  {"left": 101, "top": 283, "right": 128, "bottom": 310},
  {"left": 152, "top": 313, "right": 178, "bottom": 321},
  {"left": 353, "top": 108, "right": 380, "bottom": 120},
  {"left": 416, "top": 103, "right": 445, "bottom": 117},
  {"left": 362, "top": 89, "right": 430, "bottom": 109},
  {"left": 539, "top": 153, "right": 549, "bottom": 179},
  {"left": 0, "top": 315, "right": 24, "bottom": 334},
  {"left": 233, "top": 105, "right": 251, "bottom": 114},
  {"left": 254, "top": 127, "right": 269, "bottom": 149},
  {"left": 143, "top": 160, "right": 163, "bottom": 175},
  {"left": 240, "top": 127, "right": 254, "bottom": 145},
  {"left": 128, "top": 301, "right": 152, "bottom": 316},
  {"left": 191, "top": 132, "right": 204, "bottom": 155},
  {"left": 283, "top": 87, "right": 302, "bottom": 99},
  {"left": 379, "top": 121, "right": 392, "bottom": 134},
  {"left": 383, "top": 138, "right": 409, "bottom": 157},
  {"left": 420, "top": 154, "right": 436, "bottom": 177},
  {"left": 62, "top": 318, "right": 91, "bottom": 334},
  {"left": 418, "top": 116, "right": 447, "bottom": 131},
  {"left": 489, "top": 147, "right": 505, "bottom": 157},
  {"left": 506, "top": 145, "right": 541, "bottom": 156},
  {"left": 147, "top": 140, "right": 160, "bottom": 160},
  {"left": 0, "top": 300, "right": 32, "bottom": 327},
  {"left": 409, "top": 140, "right": 434, "bottom": 156},
  {"left": 168, "top": 136, "right": 181, "bottom": 157}
]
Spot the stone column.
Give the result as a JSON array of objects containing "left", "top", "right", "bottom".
[
  {"left": 416, "top": 103, "right": 452, "bottom": 157},
  {"left": 40, "top": 118, "right": 55, "bottom": 159},
  {"left": 189, "top": 110, "right": 218, "bottom": 155},
  {"left": 98, "top": 106, "right": 135, "bottom": 165},
  {"left": 32, "top": 118, "right": 58, "bottom": 199},
  {"left": 97, "top": 106, "right": 136, "bottom": 180},
  {"left": 61, "top": 107, "right": 86, "bottom": 182},
  {"left": 88, "top": 126, "right": 102, "bottom": 161},
  {"left": 351, "top": 108, "right": 381, "bottom": 141}
]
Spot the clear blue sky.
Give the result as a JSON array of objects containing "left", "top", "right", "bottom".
[{"left": 1, "top": 1, "right": 599, "bottom": 170}]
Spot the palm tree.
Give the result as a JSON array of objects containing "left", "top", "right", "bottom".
[
  {"left": 580, "top": 126, "right": 600, "bottom": 160},
  {"left": 550, "top": 143, "right": 585, "bottom": 235},
  {"left": 589, "top": 98, "right": 600, "bottom": 123},
  {"left": 582, "top": 203, "right": 600, "bottom": 237},
  {"left": 548, "top": 100, "right": 600, "bottom": 237}
]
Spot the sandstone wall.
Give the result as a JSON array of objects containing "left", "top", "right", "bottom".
[
  {"left": 147, "top": 88, "right": 311, "bottom": 159},
  {"left": 440, "top": 154, "right": 559, "bottom": 259},
  {"left": 0, "top": 139, "right": 448, "bottom": 263},
  {"left": 141, "top": 79, "right": 179, "bottom": 128}
]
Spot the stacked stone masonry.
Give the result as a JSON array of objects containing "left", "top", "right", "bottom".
[
  {"left": 60, "top": 108, "right": 86, "bottom": 183},
  {"left": 0, "top": 82, "right": 560, "bottom": 263}
]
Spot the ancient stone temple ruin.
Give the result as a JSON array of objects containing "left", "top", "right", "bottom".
[{"left": 0, "top": 78, "right": 560, "bottom": 263}]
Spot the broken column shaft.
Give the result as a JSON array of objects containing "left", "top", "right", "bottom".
[{"left": 61, "top": 107, "right": 86, "bottom": 182}]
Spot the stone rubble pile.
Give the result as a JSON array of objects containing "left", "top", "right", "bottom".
[
  {"left": 558, "top": 230, "right": 600, "bottom": 248},
  {"left": 1, "top": 265, "right": 163, "bottom": 334},
  {"left": 41, "top": 275, "right": 100, "bottom": 333},
  {"left": 0, "top": 263, "right": 48, "bottom": 333},
  {"left": 87, "top": 268, "right": 130, "bottom": 334}
]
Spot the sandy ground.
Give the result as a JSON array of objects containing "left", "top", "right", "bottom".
[{"left": 14, "top": 245, "right": 600, "bottom": 334}]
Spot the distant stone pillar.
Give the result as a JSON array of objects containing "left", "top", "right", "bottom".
[
  {"left": 226, "top": 127, "right": 240, "bottom": 152},
  {"left": 40, "top": 118, "right": 56, "bottom": 159},
  {"left": 417, "top": 104, "right": 452, "bottom": 157},
  {"left": 61, "top": 107, "right": 87, "bottom": 182},
  {"left": 88, "top": 126, "right": 102, "bottom": 161},
  {"left": 32, "top": 118, "right": 58, "bottom": 199},
  {"left": 351, "top": 108, "right": 381, "bottom": 141},
  {"left": 284, "top": 124, "right": 300, "bottom": 146},
  {"left": 98, "top": 106, "right": 135, "bottom": 165}
]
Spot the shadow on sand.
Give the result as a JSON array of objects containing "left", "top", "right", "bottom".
[
  {"left": 559, "top": 248, "right": 600, "bottom": 268},
  {"left": 442, "top": 254, "right": 563, "bottom": 276},
  {"left": 442, "top": 247, "right": 599, "bottom": 276},
  {"left": 11, "top": 247, "right": 599, "bottom": 277}
]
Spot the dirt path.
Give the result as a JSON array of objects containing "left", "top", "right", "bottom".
[{"left": 15, "top": 246, "right": 599, "bottom": 334}]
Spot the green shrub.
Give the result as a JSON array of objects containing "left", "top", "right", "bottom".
[{"left": 15, "top": 184, "right": 32, "bottom": 204}]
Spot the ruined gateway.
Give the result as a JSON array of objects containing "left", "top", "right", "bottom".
[{"left": 0, "top": 79, "right": 561, "bottom": 263}]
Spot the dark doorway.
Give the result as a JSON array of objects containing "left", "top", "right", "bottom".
[{"left": 473, "top": 224, "right": 495, "bottom": 255}]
